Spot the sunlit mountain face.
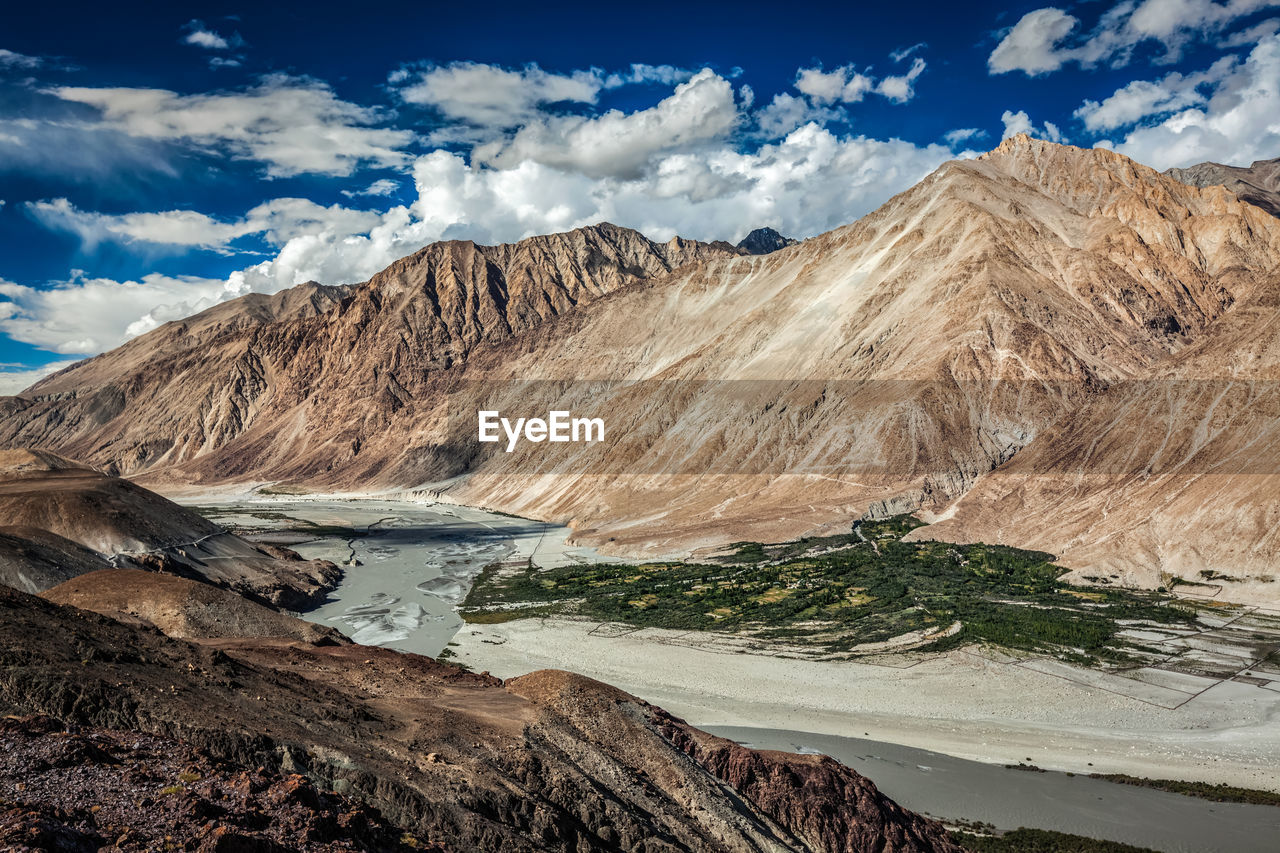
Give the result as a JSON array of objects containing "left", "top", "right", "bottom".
[{"left": 2, "top": 0, "right": 1278, "bottom": 391}]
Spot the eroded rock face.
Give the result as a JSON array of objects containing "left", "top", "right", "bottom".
[
  {"left": 0, "top": 585, "right": 957, "bottom": 852},
  {"left": 652, "top": 710, "right": 960, "bottom": 853}
]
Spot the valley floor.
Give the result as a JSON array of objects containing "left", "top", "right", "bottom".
[{"left": 451, "top": 616, "right": 1280, "bottom": 794}]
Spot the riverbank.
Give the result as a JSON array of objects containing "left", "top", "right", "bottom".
[
  {"left": 707, "top": 726, "right": 1280, "bottom": 853},
  {"left": 450, "top": 616, "right": 1280, "bottom": 793}
]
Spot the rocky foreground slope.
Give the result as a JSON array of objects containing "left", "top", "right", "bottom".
[
  {"left": 3, "top": 137, "right": 1280, "bottom": 587},
  {"left": 0, "top": 714, "right": 438, "bottom": 852},
  {"left": 0, "top": 449, "right": 339, "bottom": 608},
  {"left": 0, "top": 583, "right": 960, "bottom": 852}
]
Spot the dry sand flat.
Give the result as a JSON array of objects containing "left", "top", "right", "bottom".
[{"left": 452, "top": 617, "right": 1280, "bottom": 793}]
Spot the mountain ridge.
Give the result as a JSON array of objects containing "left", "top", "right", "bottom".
[{"left": 4, "top": 136, "right": 1280, "bottom": 588}]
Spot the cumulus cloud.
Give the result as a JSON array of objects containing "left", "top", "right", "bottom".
[
  {"left": 793, "top": 58, "right": 927, "bottom": 105},
  {"left": 755, "top": 93, "right": 844, "bottom": 137},
  {"left": 49, "top": 75, "right": 414, "bottom": 177},
  {"left": 1074, "top": 57, "right": 1234, "bottom": 130},
  {"left": 28, "top": 197, "right": 385, "bottom": 253},
  {"left": 0, "top": 360, "right": 80, "bottom": 395},
  {"left": 1001, "top": 109, "right": 1067, "bottom": 143},
  {"left": 944, "top": 127, "right": 986, "bottom": 145},
  {"left": 471, "top": 70, "right": 741, "bottom": 179},
  {"left": 1102, "top": 31, "right": 1280, "bottom": 168},
  {"left": 989, "top": 0, "right": 1280, "bottom": 75},
  {"left": 396, "top": 62, "right": 603, "bottom": 127},
  {"left": 0, "top": 273, "right": 242, "bottom": 353},
  {"left": 10, "top": 68, "right": 964, "bottom": 356}
]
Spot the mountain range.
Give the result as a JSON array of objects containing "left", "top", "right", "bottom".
[{"left": 3, "top": 134, "right": 1279, "bottom": 593}]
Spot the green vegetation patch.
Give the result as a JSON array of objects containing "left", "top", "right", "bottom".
[
  {"left": 952, "top": 827, "right": 1157, "bottom": 853},
  {"left": 462, "top": 515, "right": 1197, "bottom": 662},
  {"left": 1090, "top": 775, "right": 1280, "bottom": 806}
]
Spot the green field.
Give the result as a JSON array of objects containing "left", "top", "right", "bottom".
[{"left": 461, "top": 515, "right": 1199, "bottom": 662}]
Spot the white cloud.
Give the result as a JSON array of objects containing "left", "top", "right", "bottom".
[
  {"left": 795, "top": 66, "right": 875, "bottom": 104},
  {"left": 0, "top": 360, "right": 80, "bottom": 395},
  {"left": 890, "top": 42, "right": 928, "bottom": 62},
  {"left": 1001, "top": 109, "right": 1067, "bottom": 143},
  {"left": 793, "top": 59, "right": 927, "bottom": 105},
  {"left": 396, "top": 62, "right": 605, "bottom": 127},
  {"left": 471, "top": 69, "right": 742, "bottom": 179},
  {"left": 181, "top": 20, "right": 233, "bottom": 50},
  {"left": 756, "top": 93, "right": 845, "bottom": 137},
  {"left": 1105, "top": 31, "right": 1280, "bottom": 168},
  {"left": 342, "top": 178, "right": 399, "bottom": 198},
  {"left": 28, "top": 197, "right": 385, "bottom": 253},
  {"left": 944, "top": 127, "right": 986, "bottom": 145},
  {"left": 602, "top": 63, "right": 694, "bottom": 88},
  {"left": 989, "top": 0, "right": 1280, "bottom": 75},
  {"left": 876, "top": 58, "right": 927, "bottom": 103},
  {"left": 0, "top": 274, "right": 242, "bottom": 354},
  {"left": 0, "top": 48, "right": 41, "bottom": 70},
  {"left": 1074, "top": 57, "right": 1234, "bottom": 130},
  {"left": 50, "top": 75, "right": 414, "bottom": 177}
]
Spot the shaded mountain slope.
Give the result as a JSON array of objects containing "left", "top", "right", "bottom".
[
  {"left": 0, "top": 527, "right": 112, "bottom": 595},
  {"left": 1167, "top": 156, "right": 1280, "bottom": 218},
  {"left": 0, "top": 584, "right": 960, "bottom": 852}
]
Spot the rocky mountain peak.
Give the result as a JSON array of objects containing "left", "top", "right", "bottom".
[{"left": 736, "top": 226, "right": 799, "bottom": 255}]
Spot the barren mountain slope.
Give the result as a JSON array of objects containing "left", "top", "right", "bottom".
[
  {"left": 419, "top": 135, "right": 1280, "bottom": 551},
  {"left": 915, "top": 274, "right": 1280, "bottom": 599},
  {"left": 43, "top": 568, "right": 349, "bottom": 643},
  {"left": 0, "top": 584, "right": 960, "bottom": 853},
  {"left": 3, "top": 138, "right": 1279, "bottom": 565},
  {"left": 0, "top": 449, "right": 339, "bottom": 607},
  {"left": 0, "top": 225, "right": 738, "bottom": 479},
  {"left": 1167, "top": 156, "right": 1280, "bottom": 218},
  {"left": 0, "top": 526, "right": 112, "bottom": 594}
]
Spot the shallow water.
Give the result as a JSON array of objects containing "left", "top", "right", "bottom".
[
  {"left": 706, "top": 725, "right": 1280, "bottom": 853},
  {"left": 191, "top": 498, "right": 613, "bottom": 656}
]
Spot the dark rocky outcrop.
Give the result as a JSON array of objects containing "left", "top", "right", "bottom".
[{"left": 736, "top": 227, "right": 799, "bottom": 255}]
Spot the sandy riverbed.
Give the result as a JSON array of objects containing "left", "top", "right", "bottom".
[
  {"left": 183, "top": 497, "right": 616, "bottom": 656},
  {"left": 452, "top": 617, "right": 1280, "bottom": 792}
]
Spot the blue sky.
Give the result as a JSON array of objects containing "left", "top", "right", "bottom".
[{"left": 2, "top": 0, "right": 1278, "bottom": 389}]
